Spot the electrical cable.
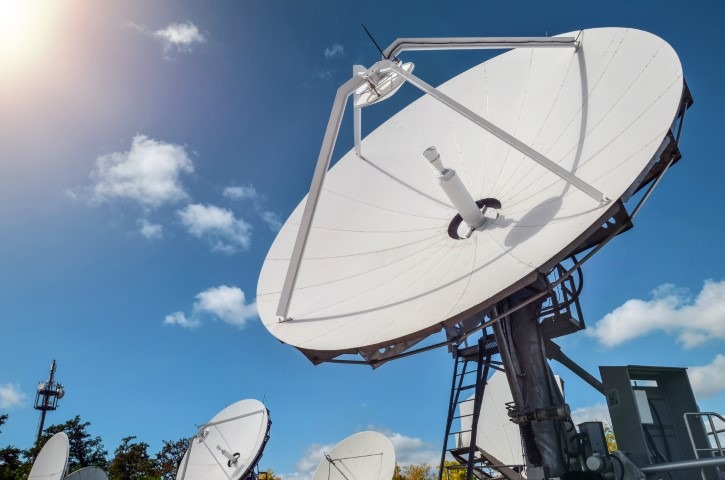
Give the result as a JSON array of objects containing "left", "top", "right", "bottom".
[
  {"left": 560, "top": 416, "right": 580, "bottom": 473},
  {"left": 648, "top": 399, "right": 673, "bottom": 462},
  {"left": 552, "top": 418, "right": 570, "bottom": 473},
  {"left": 361, "top": 24, "right": 390, "bottom": 60},
  {"left": 643, "top": 424, "right": 664, "bottom": 463},
  {"left": 606, "top": 453, "right": 624, "bottom": 480}
]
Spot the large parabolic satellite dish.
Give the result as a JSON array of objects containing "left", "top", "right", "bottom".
[
  {"left": 312, "top": 431, "right": 396, "bottom": 480},
  {"left": 29, "top": 432, "right": 69, "bottom": 480},
  {"left": 257, "top": 27, "right": 686, "bottom": 363},
  {"left": 65, "top": 467, "right": 108, "bottom": 480},
  {"left": 177, "top": 399, "right": 271, "bottom": 480}
]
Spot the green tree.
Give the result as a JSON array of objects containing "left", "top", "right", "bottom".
[
  {"left": 40, "top": 416, "right": 107, "bottom": 471},
  {"left": 155, "top": 438, "right": 188, "bottom": 480},
  {"left": 259, "top": 470, "right": 282, "bottom": 480},
  {"left": 603, "top": 423, "right": 618, "bottom": 452},
  {"left": 393, "top": 464, "right": 436, "bottom": 480},
  {"left": 0, "top": 446, "right": 25, "bottom": 480},
  {"left": 0, "top": 415, "right": 33, "bottom": 480},
  {"left": 108, "top": 436, "right": 157, "bottom": 480},
  {"left": 440, "top": 460, "right": 467, "bottom": 480},
  {"left": 0, "top": 414, "right": 7, "bottom": 434}
]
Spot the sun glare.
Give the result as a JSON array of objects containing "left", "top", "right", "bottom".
[{"left": 0, "top": 0, "right": 60, "bottom": 77}]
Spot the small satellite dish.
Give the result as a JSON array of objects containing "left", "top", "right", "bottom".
[
  {"left": 65, "top": 467, "right": 108, "bottom": 480},
  {"left": 29, "top": 432, "right": 69, "bottom": 480},
  {"left": 258, "top": 27, "right": 685, "bottom": 363},
  {"left": 458, "top": 371, "right": 524, "bottom": 468},
  {"left": 354, "top": 61, "right": 414, "bottom": 108},
  {"left": 176, "top": 399, "right": 271, "bottom": 480},
  {"left": 312, "top": 431, "right": 395, "bottom": 480}
]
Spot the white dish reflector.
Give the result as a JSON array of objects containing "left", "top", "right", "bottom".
[
  {"left": 65, "top": 466, "right": 108, "bottom": 480},
  {"left": 258, "top": 28, "right": 684, "bottom": 362},
  {"left": 312, "top": 431, "right": 396, "bottom": 480},
  {"left": 176, "top": 399, "right": 271, "bottom": 480},
  {"left": 458, "top": 371, "right": 525, "bottom": 469},
  {"left": 29, "top": 432, "right": 69, "bottom": 480}
]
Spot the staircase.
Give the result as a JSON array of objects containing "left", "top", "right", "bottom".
[{"left": 448, "top": 446, "right": 521, "bottom": 480}]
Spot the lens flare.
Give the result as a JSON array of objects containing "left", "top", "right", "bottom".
[{"left": 0, "top": 0, "right": 61, "bottom": 78}]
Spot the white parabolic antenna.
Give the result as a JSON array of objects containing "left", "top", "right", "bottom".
[
  {"left": 458, "top": 371, "right": 524, "bottom": 469},
  {"left": 64, "top": 467, "right": 108, "bottom": 480},
  {"left": 257, "top": 27, "right": 685, "bottom": 363},
  {"left": 176, "top": 399, "right": 271, "bottom": 480},
  {"left": 29, "top": 432, "right": 69, "bottom": 480},
  {"left": 312, "top": 431, "right": 396, "bottom": 480}
]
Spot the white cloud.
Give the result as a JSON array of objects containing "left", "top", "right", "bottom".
[
  {"left": 122, "top": 21, "right": 145, "bottom": 34},
  {"left": 139, "top": 219, "right": 163, "bottom": 239},
  {"left": 259, "top": 210, "right": 282, "bottom": 231},
  {"left": 178, "top": 204, "right": 252, "bottom": 253},
  {"left": 288, "top": 443, "right": 334, "bottom": 480},
  {"left": 223, "top": 185, "right": 257, "bottom": 200},
  {"left": 124, "top": 21, "right": 205, "bottom": 58},
  {"left": 154, "top": 22, "right": 206, "bottom": 53},
  {"left": 388, "top": 433, "right": 438, "bottom": 466},
  {"left": 224, "top": 184, "right": 282, "bottom": 232},
  {"left": 587, "top": 280, "right": 725, "bottom": 348},
  {"left": 570, "top": 402, "right": 612, "bottom": 426},
  {"left": 194, "top": 285, "right": 257, "bottom": 328},
  {"left": 323, "top": 43, "right": 344, "bottom": 59},
  {"left": 164, "top": 285, "right": 257, "bottom": 330},
  {"left": 0, "top": 384, "right": 26, "bottom": 409},
  {"left": 688, "top": 354, "right": 725, "bottom": 398},
  {"left": 315, "top": 69, "right": 334, "bottom": 80},
  {"left": 90, "top": 135, "right": 193, "bottom": 209},
  {"left": 163, "top": 311, "right": 200, "bottom": 330}
]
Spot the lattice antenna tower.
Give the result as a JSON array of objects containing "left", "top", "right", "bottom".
[{"left": 34, "top": 360, "right": 65, "bottom": 450}]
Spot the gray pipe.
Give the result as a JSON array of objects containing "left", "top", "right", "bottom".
[{"left": 640, "top": 456, "right": 725, "bottom": 474}]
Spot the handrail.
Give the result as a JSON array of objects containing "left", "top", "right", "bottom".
[
  {"left": 683, "top": 411, "right": 724, "bottom": 480},
  {"left": 684, "top": 412, "right": 725, "bottom": 459}
]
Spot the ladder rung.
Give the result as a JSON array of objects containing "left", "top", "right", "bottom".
[
  {"left": 446, "top": 447, "right": 460, "bottom": 455},
  {"left": 446, "top": 448, "right": 468, "bottom": 454},
  {"left": 695, "top": 447, "right": 725, "bottom": 453},
  {"left": 458, "top": 398, "right": 475, "bottom": 403},
  {"left": 453, "top": 414, "right": 473, "bottom": 420},
  {"left": 448, "top": 430, "right": 470, "bottom": 436},
  {"left": 459, "top": 385, "right": 476, "bottom": 391}
]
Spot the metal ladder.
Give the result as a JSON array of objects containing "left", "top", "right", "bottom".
[{"left": 439, "top": 334, "right": 505, "bottom": 480}]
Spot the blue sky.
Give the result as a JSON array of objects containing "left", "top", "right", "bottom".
[{"left": 1, "top": 1, "right": 724, "bottom": 478}]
